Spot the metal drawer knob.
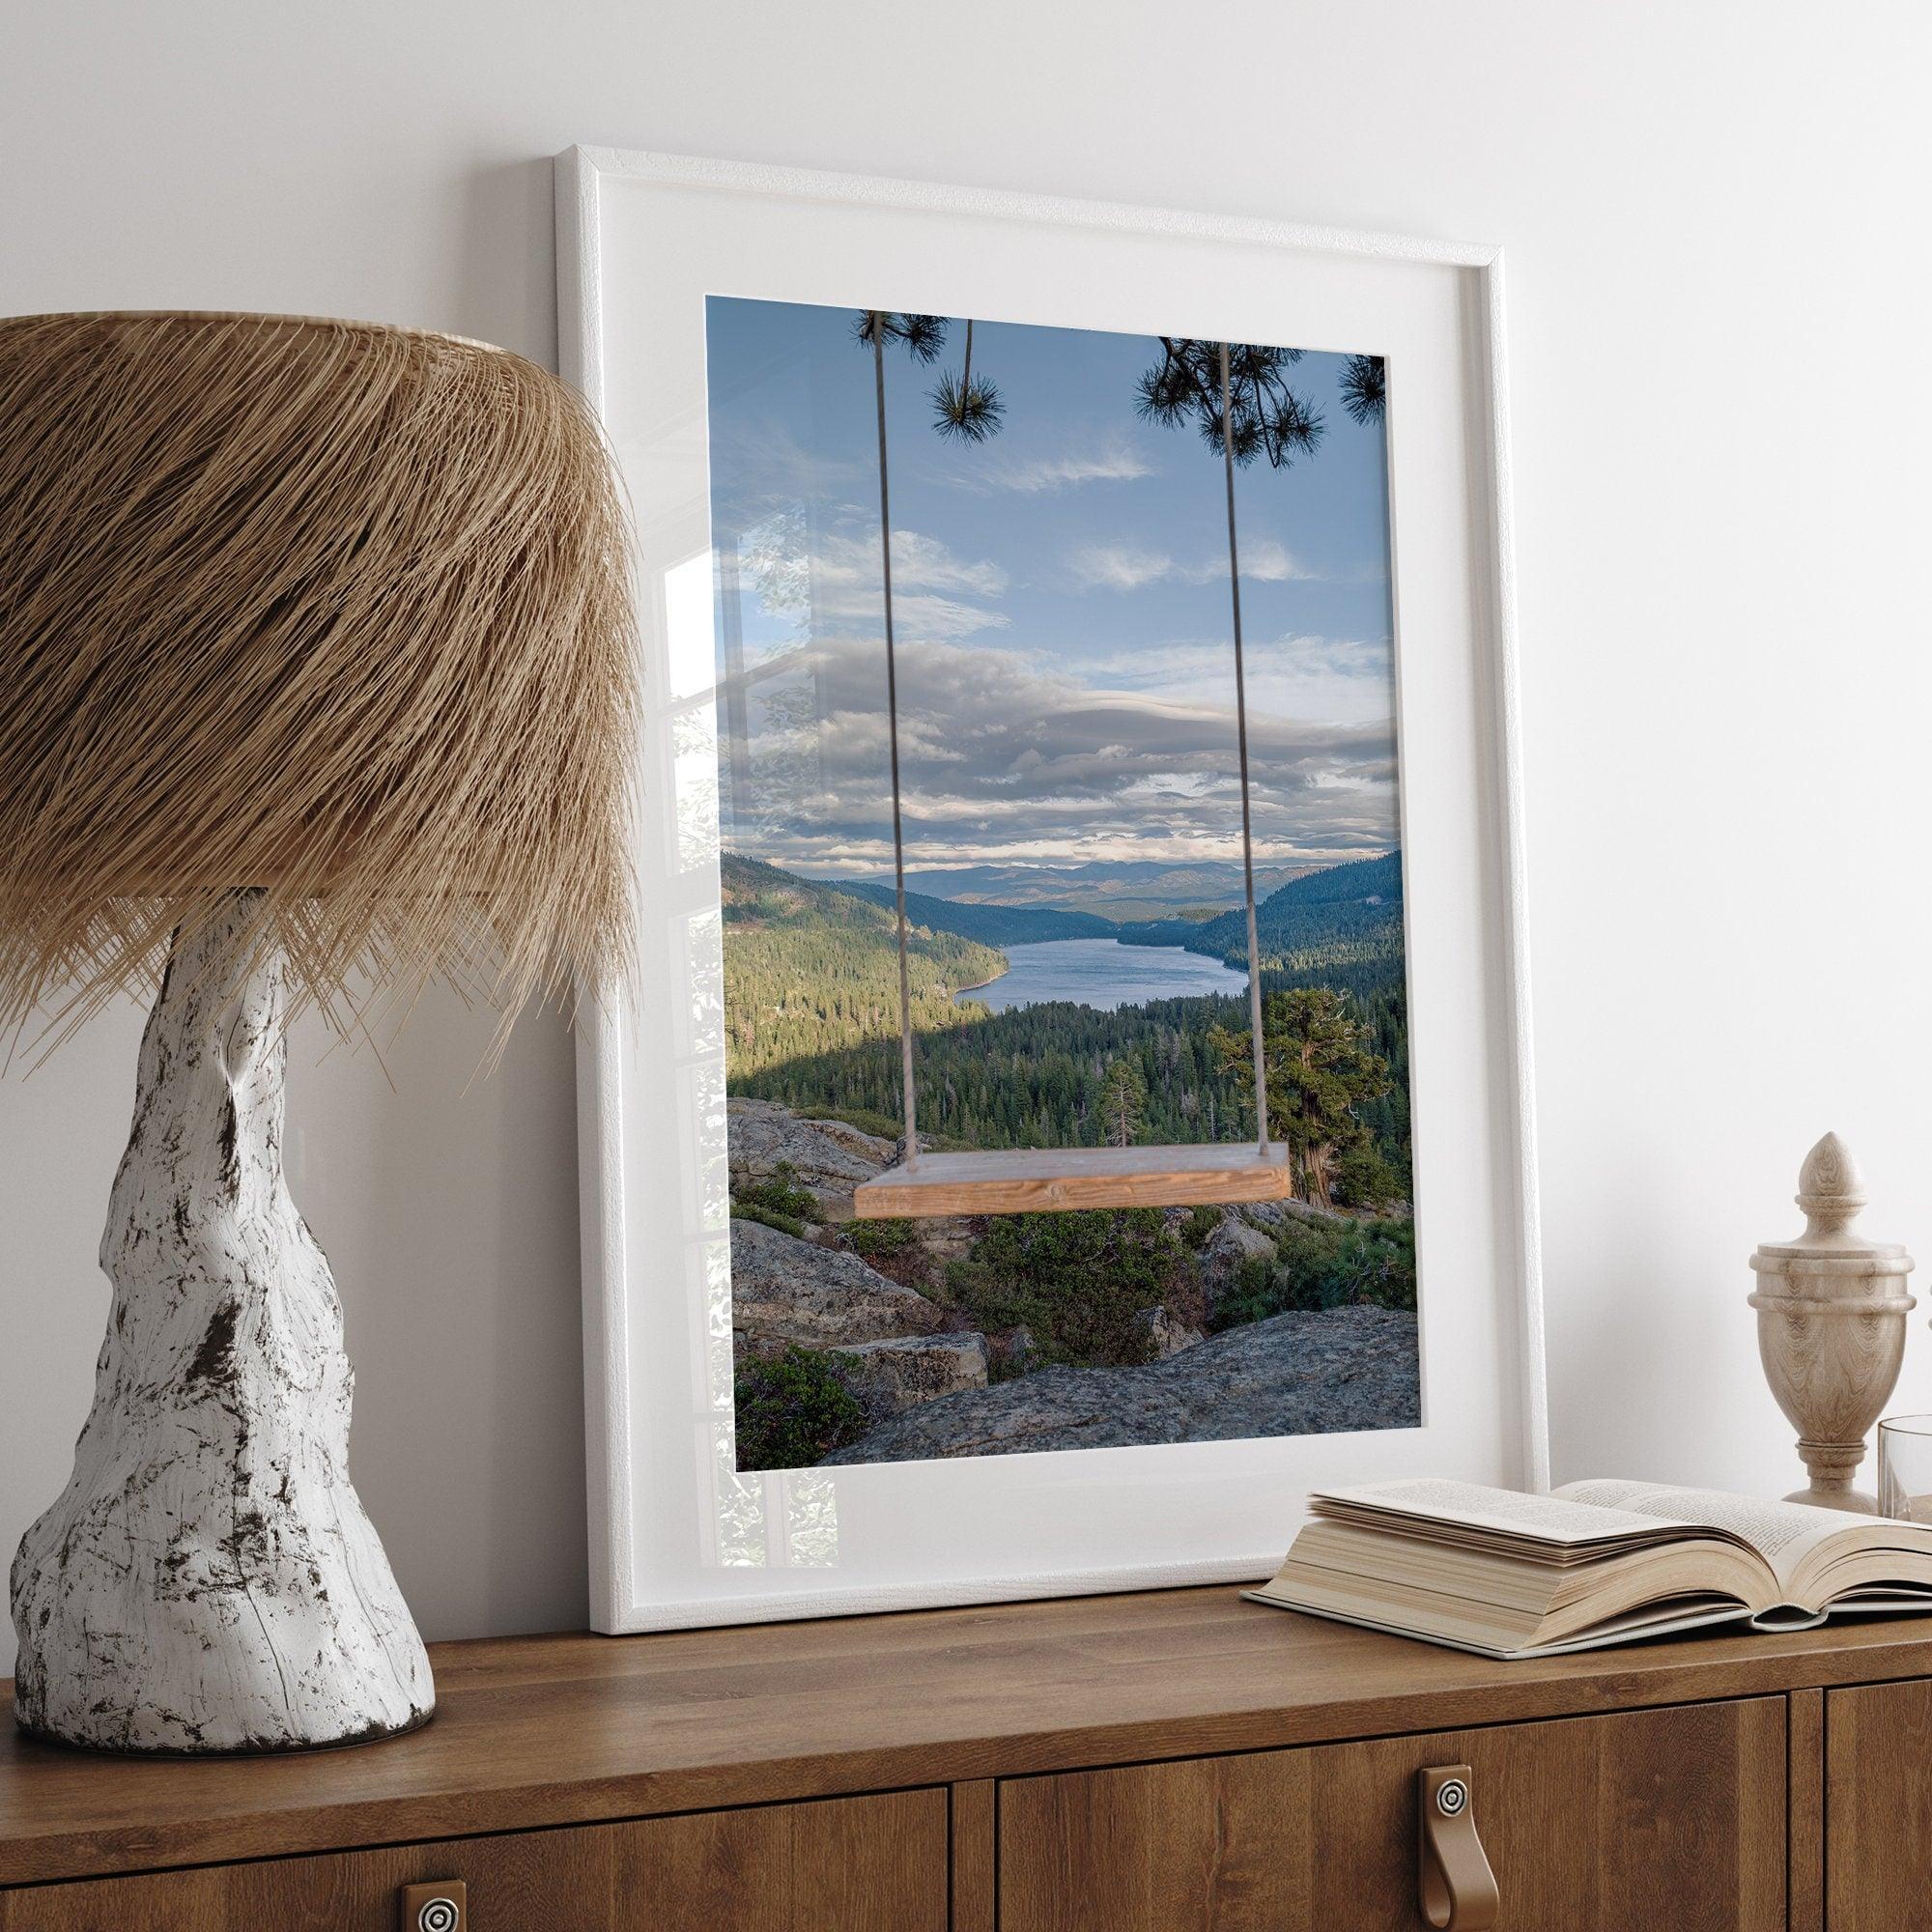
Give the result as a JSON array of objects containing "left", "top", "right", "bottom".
[
  {"left": 400, "top": 1881, "right": 466, "bottom": 1932},
  {"left": 1417, "top": 1765, "right": 1499, "bottom": 1931}
]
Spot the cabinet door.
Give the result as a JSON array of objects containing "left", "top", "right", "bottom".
[
  {"left": 1827, "top": 1678, "right": 1932, "bottom": 1931},
  {"left": 0, "top": 1787, "right": 946, "bottom": 1932},
  {"left": 1001, "top": 1697, "right": 1785, "bottom": 1932}
]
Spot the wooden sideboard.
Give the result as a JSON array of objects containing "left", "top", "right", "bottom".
[{"left": 5, "top": 1586, "right": 1932, "bottom": 1928}]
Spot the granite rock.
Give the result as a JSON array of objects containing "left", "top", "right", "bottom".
[
  {"left": 726, "top": 1096, "right": 894, "bottom": 1221},
  {"left": 728, "top": 1217, "right": 945, "bottom": 1349},
  {"left": 824, "top": 1306, "right": 1419, "bottom": 1463},
  {"left": 838, "top": 1332, "right": 991, "bottom": 1422}
]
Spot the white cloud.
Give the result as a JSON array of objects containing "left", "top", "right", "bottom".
[
  {"left": 1078, "top": 633, "right": 1396, "bottom": 731},
  {"left": 720, "top": 631, "right": 1400, "bottom": 871},
  {"left": 813, "top": 527, "right": 1009, "bottom": 599},
  {"left": 886, "top": 593, "right": 1012, "bottom": 641},
  {"left": 1089, "top": 633, "right": 1389, "bottom": 686},
  {"left": 1068, "top": 543, "right": 1178, "bottom": 591},
  {"left": 969, "top": 440, "right": 1154, "bottom": 495},
  {"left": 1239, "top": 537, "right": 1311, "bottom": 582},
  {"left": 1067, "top": 537, "right": 1312, "bottom": 591},
  {"left": 744, "top": 518, "right": 1010, "bottom": 643}
]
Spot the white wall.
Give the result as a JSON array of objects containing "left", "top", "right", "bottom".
[{"left": 7, "top": 0, "right": 1932, "bottom": 1675}]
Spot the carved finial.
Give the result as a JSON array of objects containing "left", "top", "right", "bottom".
[
  {"left": 1797, "top": 1130, "right": 1866, "bottom": 1232},
  {"left": 1750, "top": 1130, "right": 1915, "bottom": 1515}
]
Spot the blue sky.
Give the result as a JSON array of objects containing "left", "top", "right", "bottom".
[{"left": 705, "top": 296, "right": 1401, "bottom": 882}]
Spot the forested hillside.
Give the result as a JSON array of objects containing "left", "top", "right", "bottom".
[
  {"left": 1120, "top": 850, "right": 1405, "bottom": 984},
  {"left": 736, "top": 991, "right": 1262, "bottom": 1151},
  {"left": 895, "top": 857, "right": 1306, "bottom": 920},
  {"left": 833, "top": 878, "right": 1115, "bottom": 947},
  {"left": 721, "top": 854, "right": 1004, "bottom": 1079},
  {"left": 722, "top": 849, "right": 1412, "bottom": 1194}
]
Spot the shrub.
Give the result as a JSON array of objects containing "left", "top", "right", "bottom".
[
  {"left": 731, "top": 1203, "right": 808, "bottom": 1239},
  {"left": 733, "top": 1159, "right": 821, "bottom": 1226},
  {"left": 802, "top": 1103, "right": 905, "bottom": 1142},
  {"left": 1335, "top": 1144, "right": 1402, "bottom": 1209},
  {"left": 1216, "top": 1254, "right": 1282, "bottom": 1329},
  {"left": 850, "top": 1216, "right": 918, "bottom": 1263},
  {"left": 1180, "top": 1204, "right": 1221, "bottom": 1250},
  {"left": 1211, "top": 1215, "right": 1416, "bottom": 1328},
  {"left": 733, "top": 1347, "right": 867, "bottom": 1470},
  {"left": 946, "top": 1208, "right": 1192, "bottom": 1369}
]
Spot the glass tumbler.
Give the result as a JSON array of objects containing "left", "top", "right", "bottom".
[{"left": 1877, "top": 1414, "right": 1932, "bottom": 1521}]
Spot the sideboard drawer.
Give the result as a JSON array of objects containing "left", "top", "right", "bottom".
[
  {"left": 0, "top": 1787, "right": 946, "bottom": 1931},
  {"left": 1000, "top": 1696, "right": 1785, "bottom": 1931},
  {"left": 1827, "top": 1678, "right": 1932, "bottom": 1930}
]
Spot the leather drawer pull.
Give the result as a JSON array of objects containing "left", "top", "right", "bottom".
[{"left": 1417, "top": 1765, "right": 1499, "bottom": 1930}]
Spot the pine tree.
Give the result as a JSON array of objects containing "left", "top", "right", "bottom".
[
  {"left": 1209, "top": 987, "right": 1391, "bottom": 1208},
  {"left": 931, "top": 318, "right": 1005, "bottom": 441},
  {"left": 1099, "top": 1056, "right": 1149, "bottom": 1149}
]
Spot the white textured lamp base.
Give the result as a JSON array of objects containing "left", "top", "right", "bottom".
[{"left": 9, "top": 895, "right": 434, "bottom": 1753}]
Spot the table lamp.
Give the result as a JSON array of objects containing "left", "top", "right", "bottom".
[{"left": 0, "top": 312, "right": 638, "bottom": 1753}]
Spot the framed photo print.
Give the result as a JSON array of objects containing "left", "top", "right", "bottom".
[{"left": 557, "top": 147, "right": 1546, "bottom": 1633}]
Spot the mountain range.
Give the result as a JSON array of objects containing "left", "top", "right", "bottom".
[
  {"left": 833, "top": 879, "right": 1116, "bottom": 946},
  {"left": 720, "top": 853, "right": 1005, "bottom": 1079},
  {"left": 1122, "top": 849, "right": 1405, "bottom": 973},
  {"left": 849, "top": 858, "right": 1310, "bottom": 922},
  {"left": 720, "top": 846, "right": 1410, "bottom": 1158},
  {"left": 823, "top": 850, "right": 1405, "bottom": 981}
]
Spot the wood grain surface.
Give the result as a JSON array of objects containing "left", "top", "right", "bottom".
[
  {"left": 6, "top": 1586, "right": 1932, "bottom": 1889},
  {"left": 950, "top": 1780, "right": 996, "bottom": 1932},
  {"left": 1788, "top": 1688, "right": 1824, "bottom": 1932},
  {"left": 853, "top": 1143, "right": 1292, "bottom": 1216},
  {"left": 1826, "top": 1676, "right": 1932, "bottom": 1930},
  {"left": 1000, "top": 1697, "right": 1787, "bottom": 1931},
  {"left": 0, "top": 1789, "right": 944, "bottom": 1931}
]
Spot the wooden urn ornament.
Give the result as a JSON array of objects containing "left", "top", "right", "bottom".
[
  {"left": 1748, "top": 1132, "right": 1915, "bottom": 1515},
  {"left": 0, "top": 312, "right": 638, "bottom": 1753}
]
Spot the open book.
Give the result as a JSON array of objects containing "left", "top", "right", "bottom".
[{"left": 1245, "top": 1477, "right": 1932, "bottom": 1659}]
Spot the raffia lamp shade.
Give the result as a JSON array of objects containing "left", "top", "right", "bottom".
[
  {"left": 0, "top": 311, "right": 638, "bottom": 1038},
  {"left": 0, "top": 312, "right": 639, "bottom": 1755}
]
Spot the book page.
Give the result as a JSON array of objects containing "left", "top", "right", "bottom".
[
  {"left": 1313, "top": 1478, "right": 1687, "bottom": 1548},
  {"left": 1247, "top": 1590, "right": 1763, "bottom": 1662},
  {"left": 1554, "top": 1480, "right": 1852, "bottom": 1580}
]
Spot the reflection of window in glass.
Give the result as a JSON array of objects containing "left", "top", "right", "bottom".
[
  {"left": 705, "top": 1278, "right": 842, "bottom": 1569},
  {"left": 663, "top": 550, "right": 717, "bottom": 703},
  {"left": 708, "top": 1450, "right": 769, "bottom": 1568},
  {"left": 782, "top": 1471, "right": 839, "bottom": 1568},
  {"left": 716, "top": 512, "right": 837, "bottom": 859},
  {"left": 681, "top": 908, "right": 723, "bottom": 1063},
  {"left": 669, "top": 708, "right": 719, "bottom": 880}
]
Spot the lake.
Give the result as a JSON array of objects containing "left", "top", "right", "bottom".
[{"left": 954, "top": 938, "right": 1251, "bottom": 1013}]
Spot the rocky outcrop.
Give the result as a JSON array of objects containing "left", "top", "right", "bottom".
[
  {"left": 1239, "top": 1198, "right": 1356, "bottom": 1233},
  {"left": 987, "top": 1325, "right": 1038, "bottom": 1376},
  {"left": 1202, "top": 1211, "right": 1278, "bottom": 1272},
  {"left": 1138, "top": 1305, "right": 1205, "bottom": 1358},
  {"left": 823, "top": 1306, "right": 1418, "bottom": 1463},
  {"left": 727, "top": 1097, "right": 893, "bottom": 1221},
  {"left": 728, "top": 1218, "right": 944, "bottom": 1350},
  {"left": 1196, "top": 1210, "right": 1278, "bottom": 1320},
  {"left": 839, "top": 1333, "right": 990, "bottom": 1422}
]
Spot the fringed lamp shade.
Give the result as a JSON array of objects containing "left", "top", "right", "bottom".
[
  {"left": 0, "top": 311, "right": 638, "bottom": 1039},
  {"left": 0, "top": 313, "right": 639, "bottom": 1757}
]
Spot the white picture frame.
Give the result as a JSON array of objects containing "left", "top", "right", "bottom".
[{"left": 557, "top": 144, "right": 1547, "bottom": 1634}]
